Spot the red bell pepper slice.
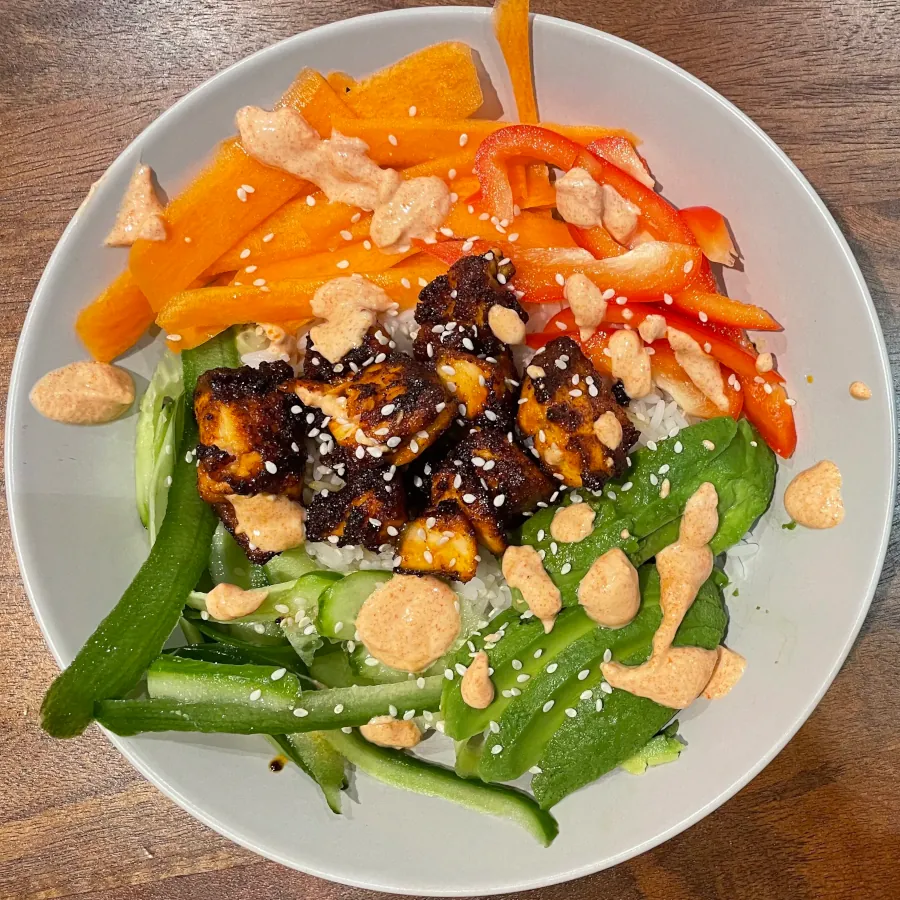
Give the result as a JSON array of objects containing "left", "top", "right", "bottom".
[
  {"left": 474, "top": 125, "right": 582, "bottom": 222},
  {"left": 738, "top": 374, "right": 797, "bottom": 458},
  {"left": 513, "top": 242, "right": 703, "bottom": 301},
  {"left": 568, "top": 223, "right": 627, "bottom": 259},
  {"left": 587, "top": 136, "right": 654, "bottom": 189},
  {"left": 527, "top": 306, "right": 783, "bottom": 386},
  {"left": 680, "top": 206, "right": 739, "bottom": 267},
  {"left": 672, "top": 287, "right": 781, "bottom": 331},
  {"left": 650, "top": 344, "right": 743, "bottom": 420}
]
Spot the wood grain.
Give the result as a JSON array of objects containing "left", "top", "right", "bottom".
[{"left": 1, "top": 1, "right": 898, "bottom": 897}]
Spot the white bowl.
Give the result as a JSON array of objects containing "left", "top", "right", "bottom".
[{"left": 7, "top": 7, "right": 895, "bottom": 895}]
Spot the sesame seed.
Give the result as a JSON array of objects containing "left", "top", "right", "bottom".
[
  {"left": 616, "top": 296, "right": 628, "bottom": 305},
  {"left": 455, "top": 663, "right": 468, "bottom": 676},
  {"left": 703, "top": 439, "right": 716, "bottom": 450},
  {"left": 565, "top": 708, "right": 577, "bottom": 718},
  {"left": 271, "top": 668, "right": 287, "bottom": 681},
  {"left": 249, "top": 689, "right": 262, "bottom": 701},
  {"left": 699, "top": 311, "right": 709, "bottom": 322},
  {"left": 577, "top": 669, "right": 590, "bottom": 681},
  {"left": 237, "top": 187, "right": 247, "bottom": 202},
  {"left": 459, "top": 133, "right": 469, "bottom": 146},
  {"left": 239, "top": 248, "right": 251, "bottom": 259},
  {"left": 293, "top": 707, "right": 309, "bottom": 718},
  {"left": 595, "top": 698, "right": 604, "bottom": 712},
  {"left": 786, "top": 397, "right": 797, "bottom": 406},
  {"left": 542, "top": 700, "right": 555, "bottom": 713},
  {"left": 512, "top": 659, "right": 523, "bottom": 670},
  {"left": 493, "top": 494, "right": 506, "bottom": 507},
  {"left": 534, "top": 648, "right": 544, "bottom": 659},
  {"left": 336, "top": 259, "right": 350, "bottom": 269},
  {"left": 445, "top": 668, "right": 454, "bottom": 680},
  {"left": 490, "top": 744, "right": 503, "bottom": 755},
  {"left": 600, "top": 682, "right": 613, "bottom": 694},
  {"left": 263, "top": 233, "right": 274, "bottom": 242},
  {"left": 167, "top": 334, "right": 181, "bottom": 342},
  {"left": 388, "top": 134, "right": 398, "bottom": 146},
  {"left": 401, "top": 277, "right": 411, "bottom": 289},
  {"left": 560, "top": 563, "right": 572, "bottom": 575},
  {"left": 408, "top": 105, "right": 417, "bottom": 116},
  {"left": 555, "top": 272, "right": 565, "bottom": 286},
  {"left": 508, "top": 233, "right": 519, "bottom": 242},
  {"left": 547, "top": 663, "right": 558, "bottom": 674}
]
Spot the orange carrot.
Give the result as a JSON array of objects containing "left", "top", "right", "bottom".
[
  {"left": 159, "top": 262, "right": 447, "bottom": 347},
  {"left": 75, "top": 271, "right": 157, "bottom": 362},
  {"left": 337, "top": 43, "right": 483, "bottom": 119},
  {"left": 330, "top": 118, "right": 638, "bottom": 168},
  {"left": 129, "top": 70, "right": 356, "bottom": 311}
]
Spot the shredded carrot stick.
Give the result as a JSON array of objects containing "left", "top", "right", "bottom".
[{"left": 75, "top": 271, "right": 156, "bottom": 362}]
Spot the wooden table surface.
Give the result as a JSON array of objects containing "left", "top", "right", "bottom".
[{"left": 2, "top": 1, "right": 898, "bottom": 897}]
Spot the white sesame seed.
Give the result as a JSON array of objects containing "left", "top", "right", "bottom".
[
  {"left": 336, "top": 259, "right": 350, "bottom": 269},
  {"left": 542, "top": 700, "right": 555, "bottom": 713},
  {"left": 239, "top": 248, "right": 251, "bottom": 259},
  {"left": 490, "top": 744, "right": 503, "bottom": 755},
  {"left": 560, "top": 563, "right": 572, "bottom": 575},
  {"left": 264, "top": 461, "right": 278, "bottom": 474},
  {"left": 293, "top": 707, "right": 308, "bottom": 717},
  {"left": 270, "top": 668, "right": 287, "bottom": 681},
  {"left": 699, "top": 311, "right": 709, "bottom": 322},
  {"left": 401, "top": 277, "right": 411, "bottom": 289},
  {"left": 263, "top": 233, "right": 274, "bottom": 242},
  {"left": 167, "top": 334, "right": 181, "bottom": 342},
  {"left": 555, "top": 272, "right": 565, "bottom": 286},
  {"left": 236, "top": 187, "right": 247, "bottom": 202},
  {"left": 547, "top": 663, "right": 558, "bottom": 674},
  {"left": 459, "top": 133, "right": 469, "bottom": 146},
  {"left": 603, "top": 648, "right": 613, "bottom": 663},
  {"left": 600, "top": 682, "right": 613, "bottom": 694},
  {"left": 508, "top": 233, "right": 519, "bottom": 242},
  {"left": 388, "top": 134, "right": 398, "bottom": 146},
  {"left": 493, "top": 494, "right": 506, "bottom": 508},
  {"left": 249, "top": 689, "right": 262, "bottom": 701},
  {"left": 565, "top": 708, "right": 577, "bottom": 718},
  {"left": 595, "top": 698, "right": 604, "bottom": 712},
  {"left": 455, "top": 663, "right": 468, "bottom": 676},
  {"left": 511, "top": 659, "right": 523, "bottom": 670},
  {"left": 408, "top": 105, "right": 417, "bottom": 117},
  {"left": 577, "top": 669, "right": 590, "bottom": 681}
]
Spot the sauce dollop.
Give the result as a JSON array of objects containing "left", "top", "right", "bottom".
[
  {"left": 564, "top": 273, "right": 607, "bottom": 340},
  {"left": 667, "top": 327, "right": 729, "bottom": 411},
  {"left": 600, "top": 184, "right": 640, "bottom": 244},
  {"left": 308, "top": 276, "right": 394, "bottom": 362},
  {"left": 237, "top": 107, "right": 400, "bottom": 211},
  {"left": 783, "top": 460, "right": 844, "bottom": 529},
  {"left": 550, "top": 503, "right": 596, "bottom": 544},
  {"left": 609, "top": 329, "right": 652, "bottom": 399},
  {"left": 702, "top": 645, "right": 746, "bottom": 699},
  {"left": 460, "top": 650, "right": 495, "bottom": 709},
  {"left": 555, "top": 167, "right": 604, "bottom": 228},
  {"left": 849, "top": 381, "right": 871, "bottom": 400},
  {"left": 355, "top": 574, "right": 460, "bottom": 673},
  {"left": 601, "top": 483, "right": 723, "bottom": 708},
  {"left": 578, "top": 548, "right": 640, "bottom": 628},
  {"left": 502, "top": 545, "right": 561, "bottom": 633},
  {"left": 105, "top": 164, "right": 166, "bottom": 247},
  {"left": 206, "top": 583, "right": 269, "bottom": 621},
  {"left": 370, "top": 176, "right": 451, "bottom": 251},
  {"left": 488, "top": 304, "right": 526, "bottom": 345},
  {"left": 30, "top": 361, "right": 134, "bottom": 425},
  {"left": 593, "top": 410, "right": 623, "bottom": 450},
  {"left": 360, "top": 716, "right": 423, "bottom": 749},
  {"left": 638, "top": 314, "right": 667, "bottom": 344},
  {"left": 229, "top": 494, "right": 306, "bottom": 553}
]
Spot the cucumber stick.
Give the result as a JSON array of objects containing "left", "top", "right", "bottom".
[
  {"left": 323, "top": 729, "right": 558, "bottom": 846},
  {"left": 268, "top": 733, "right": 347, "bottom": 814},
  {"left": 41, "top": 332, "right": 241, "bottom": 738},
  {"left": 99, "top": 657, "right": 444, "bottom": 735},
  {"left": 316, "top": 570, "right": 391, "bottom": 639},
  {"left": 264, "top": 547, "right": 320, "bottom": 584}
]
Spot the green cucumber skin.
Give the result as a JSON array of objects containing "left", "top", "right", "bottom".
[
  {"left": 40, "top": 334, "right": 240, "bottom": 739},
  {"left": 267, "top": 733, "right": 347, "bottom": 814},
  {"left": 316, "top": 570, "right": 392, "bottom": 639},
  {"left": 263, "top": 547, "right": 320, "bottom": 584},
  {"left": 99, "top": 660, "right": 444, "bottom": 735},
  {"left": 323, "top": 729, "right": 559, "bottom": 846}
]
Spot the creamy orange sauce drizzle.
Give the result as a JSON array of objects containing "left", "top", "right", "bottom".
[
  {"left": 601, "top": 483, "right": 736, "bottom": 709},
  {"left": 370, "top": 176, "right": 451, "bottom": 250},
  {"left": 229, "top": 494, "right": 306, "bottom": 553},
  {"left": 502, "top": 545, "right": 561, "bottom": 633},
  {"left": 609, "top": 329, "right": 652, "bottom": 399},
  {"left": 550, "top": 503, "right": 596, "bottom": 544},
  {"left": 355, "top": 574, "right": 460, "bottom": 673},
  {"left": 360, "top": 716, "right": 422, "bottom": 749},
  {"left": 593, "top": 410, "right": 623, "bottom": 450},
  {"left": 555, "top": 167, "right": 605, "bottom": 228},
  {"left": 237, "top": 107, "right": 400, "bottom": 210},
  {"left": 564, "top": 273, "right": 607, "bottom": 340},
  {"left": 105, "top": 164, "right": 166, "bottom": 247},
  {"left": 638, "top": 314, "right": 667, "bottom": 344},
  {"left": 308, "top": 276, "right": 394, "bottom": 362},
  {"left": 460, "top": 650, "right": 495, "bottom": 709},
  {"left": 488, "top": 304, "right": 526, "bottom": 345},
  {"left": 206, "top": 583, "right": 269, "bottom": 621},
  {"left": 783, "top": 460, "right": 844, "bottom": 529},
  {"left": 667, "top": 327, "right": 729, "bottom": 411},
  {"left": 30, "top": 361, "right": 134, "bottom": 425},
  {"left": 578, "top": 548, "right": 640, "bottom": 628},
  {"left": 600, "top": 184, "right": 640, "bottom": 244},
  {"left": 702, "top": 646, "right": 746, "bottom": 699}
]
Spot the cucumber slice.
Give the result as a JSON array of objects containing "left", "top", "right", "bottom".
[
  {"left": 209, "top": 523, "right": 268, "bottom": 590},
  {"left": 310, "top": 647, "right": 373, "bottom": 688},
  {"left": 316, "top": 570, "right": 392, "bottom": 639},
  {"left": 264, "top": 547, "right": 320, "bottom": 583},
  {"left": 268, "top": 733, "right": 347, "bottom": 814}
]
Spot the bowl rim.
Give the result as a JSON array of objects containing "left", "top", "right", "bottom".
[{"left": 6, "top": 6, "right": 896, "bottom": 895}]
